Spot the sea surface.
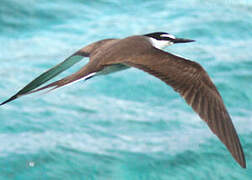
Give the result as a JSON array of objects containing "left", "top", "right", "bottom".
[{"left": 0, "top": 0, "right": 252, "bottom": 179}]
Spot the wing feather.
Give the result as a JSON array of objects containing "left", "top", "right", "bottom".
[
  {"left": 1, "top": 39, "right": 117, "bottom": 105},
  {"left": 124, "top": 48, "right": 246, "bottom": 168},
  {"left": 0, "top": 54, "right": 85, "bottom": 105}
]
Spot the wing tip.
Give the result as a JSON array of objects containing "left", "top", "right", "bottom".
[
  {"left": 241, "top": 162, "right": 246, "bottom": 169},
  {"left": 230, "top": 135, "right": 246, "bottom": 168},
  {"left": 236, "top": 155, "right": 246, "bottom": 168},
  {"left": 0, "top": 95, "right": 18, "bottom": 106},
  {"left": 237, "top": 152, "right": 246, "bottom": 168}
]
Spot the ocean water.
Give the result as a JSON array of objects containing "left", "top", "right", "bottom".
[{"left": 0, "top": 0, "right": 252, "bottom": 179}]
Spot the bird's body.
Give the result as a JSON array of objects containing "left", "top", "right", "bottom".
[{"left": 1, "top": 32, "right": 246, "bottom": 168}]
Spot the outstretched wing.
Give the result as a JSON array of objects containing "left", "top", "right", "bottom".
[
  {"left": 123, "top": 48, "right": 246, "bottom": 168},
  {"left": 1, "top": 39, "right": 116, "bottom": 105}
]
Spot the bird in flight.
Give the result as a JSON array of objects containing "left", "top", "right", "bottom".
[{"left": 1, "top": 32, "right": 246, "bottom": 168}]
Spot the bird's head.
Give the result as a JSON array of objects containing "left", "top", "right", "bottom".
[{"left": 144, "top": 32, "right": 195, "bottom": 49}]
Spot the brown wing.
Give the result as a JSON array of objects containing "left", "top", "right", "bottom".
[
  {"left": 77, "top": 38, "right": 118, "bottom": 57},
  {"left": 0, "top": 39, "right": 118, "bottom": 105},
  {"left": 123, "top": 48, "right": 246, "bottom": 168}
]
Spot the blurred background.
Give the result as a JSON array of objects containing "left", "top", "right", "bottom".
[{"left": 0, "top": 0, "right": 252, "bottom": 179}]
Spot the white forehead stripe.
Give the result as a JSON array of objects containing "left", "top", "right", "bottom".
[
  {"left": 160, "top": 34, "right": 176, "bottom": 39},
  {"left": 149, "top": 37, "right": 174, "bottom": 49}
]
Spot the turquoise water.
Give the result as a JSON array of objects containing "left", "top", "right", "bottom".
[{"left": 0, "top": 0, "right": 252, "bottom": 179}]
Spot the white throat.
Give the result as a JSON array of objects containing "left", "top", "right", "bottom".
[{"left": 148, "top": 37, "right": 174, "bottom": 49}]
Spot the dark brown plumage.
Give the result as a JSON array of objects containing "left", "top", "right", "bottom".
[{"left": 1, "top": 35, "right": 246, "bottom": 168}]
